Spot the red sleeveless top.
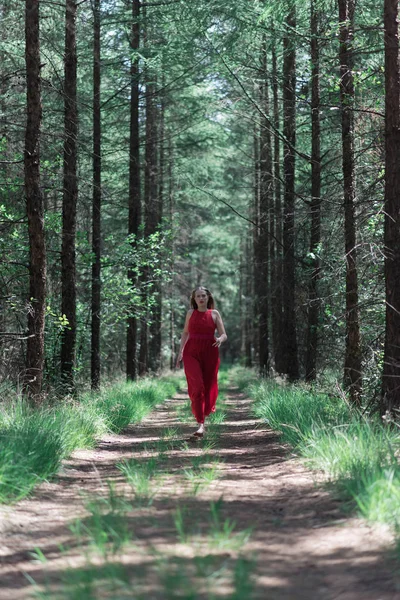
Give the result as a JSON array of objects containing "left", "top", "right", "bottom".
[{"left": 188, "top": 309, "right": 216, "bottom": 339}]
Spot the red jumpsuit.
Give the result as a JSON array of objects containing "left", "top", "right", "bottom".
[{"left": 183, "top": 309, "right": 220, "bottom": 423}]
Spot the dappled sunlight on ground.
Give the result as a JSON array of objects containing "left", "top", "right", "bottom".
[{"left": 0, "top": 386, "right": 399, "bottom": 599}]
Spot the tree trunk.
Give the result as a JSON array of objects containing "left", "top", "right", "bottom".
[
  {"left": 91, "top": 0, "right": 101, "bottom": 390},
  {"left": 282, "top": 3, "right": 299, "bottom": 380},
  {"left": 381, "top": 0, "right": 400, "bottom": 413},
  {"left": 271, "top": 38, "right": 284, "bottom": 374},
  {"left": 305, "top": 0, "right": 322, "bottom": 381},
  {"left": 24, "top": 0, "right": 46, "bottom": 398},
  {"left": 253, "top": 124, "right": 260, "bottom": 367},
  {"left": 61, "top": 0, "right": 78, "bottom": 390},
  {"left": 338, "top": 0, "right": 362, "bottom": 404},
  {"left": 168, "top": 140, "right": 175, "bottom": 370},
  {"left": 245, "top": 232, "right": 253, "bottom": 367},
  {"left": 149, "top": 72, "right": 165, "bottom": 372},
  {"left": 140, "top": 25, "right": 159, "bottom": 374},
  {"left": 126, "top": 0, "right": 141, "bottom": 381},
  {"left": 257, "top": 40, "right": 272, "bottom": 376}
]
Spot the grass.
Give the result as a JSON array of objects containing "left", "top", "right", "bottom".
[
  {"left": 183, "top": 458, "right": 221, "bottom": 495},
  {"left": 172, "top": 498, "right": 252, "bottom": 552},
  {"left": 117, "top": 456, "right": 161, "bottom": 505},
  {"left": 92, "top": 378, "right": 178, "bottom": 432},
  {"left": 229, "top": 366, "right": 260, "bottom": 393},
  {"left": 70, "top": 484, "right": 131, "bottom": 558},
  {"left": 299, "top": 419, "right": 400, "bottom": 525},
  {"left": 251, "top": 379, "right": 352, "bottom": 446},
  {"left": 0, "top": 375, "right": 183, "bottom": 504},
  {"left": 249, "top": 376, "right": 400, "bottom": 555},
  {"left": 207, "top": 498, "right": 252, "bottom": 550},
  {"left": 0, "top": 400, "right": 107, "bottom": 503}
]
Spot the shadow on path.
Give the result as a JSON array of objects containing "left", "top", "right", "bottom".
[{"left": 0, "top": 387, "right": 399, "bottom": 599}]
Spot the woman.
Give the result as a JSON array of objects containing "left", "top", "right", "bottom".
[{"left": 176, "top": 286, "right": 227, "bottom": 437}]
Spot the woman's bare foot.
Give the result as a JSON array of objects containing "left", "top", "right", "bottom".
[{"left": 193, "top": 423, "right": 205, "bottom": 437}]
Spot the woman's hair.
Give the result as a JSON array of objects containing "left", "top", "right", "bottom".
[{"left": 190, "top": 286, "right": 215, "bottom": 309}]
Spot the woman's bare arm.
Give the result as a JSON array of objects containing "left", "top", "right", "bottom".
[
  {"left": 175, "top": 310, "right": 193, "bottom": 367},
  {"left": 212, "top": 310, "right": 227, "bottom": 348}
]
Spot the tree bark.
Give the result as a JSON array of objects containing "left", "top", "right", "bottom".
[
  {"left": 91, "top": 0, "right": 101, "bottom": 390},
  {"left": 126, "top": 0, "right": 141, "bottom": 381},
  {"left": 338, "top": 0, "right": 362, "bottom": 404},
  {"left": 149, "top": 71, "right": 165, "bottom": 372},
  {"left": 305, "top": 0, "right": 322, "bottom": 381},
  {"left": 257, "top": 40, "right": 272, "bottom": 376},
  {"left": 382, "top": 0, "right": 400, "bottom": 413},
  {"left": 139, "top": 18, "right": 159, "bottom": 374},
  {"left": 244, "top": 232, "right": 253, "bottom": 367},
  {"left": 168, "top": 140, "right": 175, "bottom": 370},
  {"left": 282, "top": 3, "right": 299, "bottom": 380},
  {"left": 271, "top": 38, "right": 284, "bottom": 374},
  {"left": 61, "top": 0, "right": 78, "bottom": 390},
  {"left": 253, "top": 124, "right": 260, "bottom": 367},
  {"left": 24, "top": 0, "right": 46, "bottom": 398}
]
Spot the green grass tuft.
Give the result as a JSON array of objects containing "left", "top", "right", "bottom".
[
  {"left": 249, "top": 376, "right": 400, "bottom": 558},
  {"left": 117, "top": 456, "right": 160, "bottom": 505},
  {"left": 93, "top": 379, "right": 177, "bottom": 432},
  {"left": 0, "top": 376, "right": 180, "bottom": 504},
  {"left": 0, "top": 399, "right": 107, "bottom": 503},
  {"left": 251, "top": 380, "right": 352, "bottom": 447}
]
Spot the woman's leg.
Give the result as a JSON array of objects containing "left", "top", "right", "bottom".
[
  {"left": 203, "top": 348, "right": 220, "bottom": 418},
  {"left": 183, "top": 353, "right": 206, "bottom": 424}
]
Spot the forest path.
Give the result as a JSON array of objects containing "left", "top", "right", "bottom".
[{"left": 0, "top": 386, "right": 399, "bottom": 599}]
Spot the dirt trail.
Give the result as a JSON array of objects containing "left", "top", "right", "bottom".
[{"left": 0, "top": 388, "right": 399, "bottom": 599}]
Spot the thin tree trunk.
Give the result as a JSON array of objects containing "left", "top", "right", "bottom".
[
  {"left": 282, "top": 3, "right": 299, "bottom": 380},
  {"left": 245, "top": 232, "right": 253, "bottom": 367},
  {"left": 338, "top": 0, "right": 362, "bottom": 404},
  {"left": 257, "top": 40, "right": 272, "bottom": 376},
  {"left": 61, "top": 0, "right": 78, "bottom": 390},
  {"left": 381, "top": 0, "right": 400, "bottom": 413},
  {"left": 168, "top": 140, "right": 175, "bottom": 370},
  {"left": 305, "top": 0, "right": 322, "bottom": 381},
  {"left": 126, "top": 0, "right": 141, "bottom": 381},
  {"left": 253, "top": 124, "right": 260, "bottom": 367},
  {"left": 91, "top": 0, "right": 101, "bottom": 390},
  {"left": 271, "top": 38, "right": 284, "bottom": 374},
  {"left": 24, "top": 0, "right": 46, "bottom": 398},
  {"left": 239, "top": 240, "right": 245, "bottom": 357},
  {"left": 139, "top": 28, "right": 158, "bottom": 374},
  {"left": 149, "top": 72, "right": 164, "bottom": 372}
]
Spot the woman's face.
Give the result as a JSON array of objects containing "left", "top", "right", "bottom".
[{"left": 194, "top": 289, "right": 208, "bottom": 308}]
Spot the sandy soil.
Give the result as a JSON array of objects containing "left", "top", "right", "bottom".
[{"left": 0, "top": 388, "right": 399, "bottom": 599}]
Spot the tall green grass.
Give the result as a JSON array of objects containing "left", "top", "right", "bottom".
[
  {"left": 299, "top": 420, "right": 400, "bottom": 526},
  {"left": 250, "top": 377, "right": 400, "bottom": 549},
  {"left": 251, "top": 380, "right": 352, "bottom": 446},
  {"left": 0, "top": 375, "right": 182, "bottom": 504},
  {"left": 0, "top": 399, "right": 107, "bottom": 503},
  {"left": 92, "top": 379, "right": 177, "bottom": 432}
]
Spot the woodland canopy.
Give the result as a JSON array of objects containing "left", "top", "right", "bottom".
[{"left": 1, "top": 0, "right": 400, "bottom": 415}]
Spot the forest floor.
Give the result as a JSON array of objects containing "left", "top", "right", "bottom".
[{"left": 0, "top": 386, "right": 400, "bottom": 599}]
